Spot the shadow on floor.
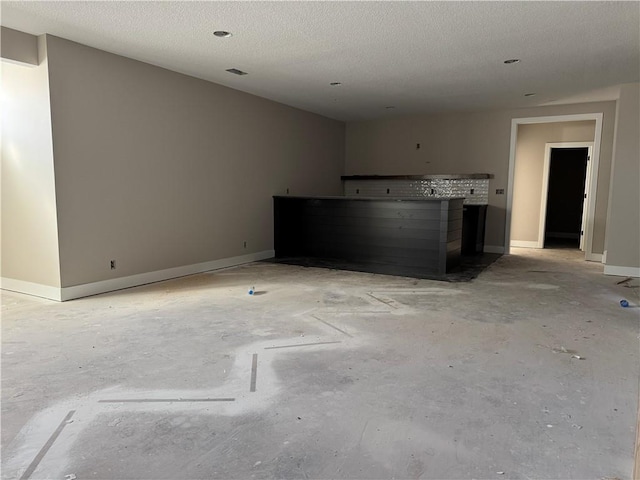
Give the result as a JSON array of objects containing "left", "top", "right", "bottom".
[
  {"left": 263, "top": 253, "right": 502, "bottom": 283},
  {"left": 543, "top": 237, "right": 580, "bottom": 249}
]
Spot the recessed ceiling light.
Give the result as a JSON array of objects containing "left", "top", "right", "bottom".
[
  {"left": 226, "top": 68, "right": 247, "bottom": 76},
  {"left": 214, "top": 31, "right": 233, "bottom": 38},
  {"left": 385, "top": 106, "right": 395, "bottom": 109},
  {"left": 524, "top": 92, "right": 536, "bottom": 97},
  {"left": 329, "top": 82, "right": 342, "bottom": 86},
  {"left": 504, "top": 59, "right": 520, "bottom": 64}
]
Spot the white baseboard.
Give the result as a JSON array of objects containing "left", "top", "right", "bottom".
[
  {"left": 603, "top": 265, "right": 640, "bottom": 278},
  {"left": 585, "top": 252, "right": 603, "bottom": 263},
  {"left": 602, "top": 250, "right": 607, "bottom": 264},
  {"left": 483, "top": 245, "right": 505, "bottom": 254},
  {"left": 0, "top": 278, "right": 62, "bottom": 301},
  {"left": 2, "top": 250, "right": 275, "bottom": 302},
  {"left": 510, "top": 240, "right": 541, "bottom": 249}
]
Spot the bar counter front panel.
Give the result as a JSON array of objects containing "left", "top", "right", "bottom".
[{"left": 273, "top": 196, "right": 463, "bottom": 277}]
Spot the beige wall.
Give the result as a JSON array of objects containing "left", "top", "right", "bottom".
[
  {"left": 1, "top": 36, "right": 61, "bottom": 287},
  {"left": 605, "top": 83, "right": 640, "bottom": 271},
  {"left": 45, "top": 35, "right": 345, "bottom": 287},
  {"left": 3, "top": 29, "right": 634, "bottom": 294},
  {"left": 511, "top": 121, "right": 595, "bottom": 245},
  {"left": 0, "top": 27, "right": 39, "bottom": 66},
  {"left": 346, "top": 101, "right": 616, "bottom": 248}
]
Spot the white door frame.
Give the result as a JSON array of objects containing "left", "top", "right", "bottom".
[
  {"left": 505, "top": 113, "right": 603, "bottom": 261},
  {"left": 538, "top": 142, "right": 593, "bottom": 250}
]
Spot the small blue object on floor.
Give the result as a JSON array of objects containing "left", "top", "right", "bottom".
[
  {"left": 248, "top": 287, "right": 255, "bottom": 296},
  {"left": 620, "top": 299, "right": 629, "bottom": 308}
]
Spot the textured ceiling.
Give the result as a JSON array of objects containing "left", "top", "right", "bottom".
[{"left": 1, "top": 1, "right": 639, "bottom": 121}]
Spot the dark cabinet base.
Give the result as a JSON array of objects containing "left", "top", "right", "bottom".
[
  {"left": 462, "top": 205, "right": 487, "bottom": 255},
  {"left": 274, "top": 196, "right": 464, "bottom": 278}
]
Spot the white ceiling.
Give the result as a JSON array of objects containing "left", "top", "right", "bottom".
[{"left": 2, "top": 1, "right": 639, "bottom": 121}]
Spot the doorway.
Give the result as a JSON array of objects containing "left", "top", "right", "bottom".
[
  {"left": 505, "top": 113, "right": 604, "bottom": 261},
  {"left": 539, "top": 144, "right": 592, "bottom": 250}
]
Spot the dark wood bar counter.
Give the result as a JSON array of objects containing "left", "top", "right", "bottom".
[{"left": 273, "top": 195, "right": 464, "bottom": 278}]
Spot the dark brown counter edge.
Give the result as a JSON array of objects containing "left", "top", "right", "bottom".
[
  {"left": 341, "top": 174, "right": 493, "bottom": 180},
  {"left": 273, "top": 195, "right": 464, "bottom": 277}
]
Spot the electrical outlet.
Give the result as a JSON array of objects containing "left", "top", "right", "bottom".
[
  {"left": 110, "top": 260, "right": 116, "bottom": 270},
  {"left": 496, "top": 188, "right": 505, "bottom": 195},
  {"left": 416, "top": 143, "right": 421, "bottom": 150}
]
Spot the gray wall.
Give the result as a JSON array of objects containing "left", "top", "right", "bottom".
[
  {"left": 512, "top": 121, "right": 596, "bottom": 246},
  {"left": 45, "top": 35, "right": 345, "bottom": 288},
  {"left": 1, "top": 35, "right": 61, "bottom": 287},
  {"left": 0, "top": 27, "right": 38, "bottom": 66},
  {"left": 346, "top": 102, "right": 616, "bottom": 249},
  {"left": 605, "top": 83, "right": 640, "bottom": 270}
]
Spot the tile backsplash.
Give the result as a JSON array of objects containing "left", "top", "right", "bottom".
[{"left": 344, "top": 178, "right": 489, "bottom": 205}]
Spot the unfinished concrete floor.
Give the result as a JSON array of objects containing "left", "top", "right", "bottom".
[{"left": 2, "top": 248, "right": 638, "bottom": 479}]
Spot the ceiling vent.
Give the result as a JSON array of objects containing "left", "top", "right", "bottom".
[{"left": 226, "top": 68, "right": 248, "bottom": 76}]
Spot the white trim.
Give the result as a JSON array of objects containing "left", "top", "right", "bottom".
[
  {"left": 0, "top": 57, "right": 38, "bottom": 68},
  {"left": 604, "top": 265, "right": 640, "bottom": 278},
  {"left": 510, "top": 240, "right": 540, "bottom": 248},
  {"left": 505, "top": 118, "right": 519, "bottom": 254},
  {"left": 603, "top": 100, "right": 620, "bottom": 264},
  {"left": 538, "top": 142, "right": 593, "bottom": 250},
  {"left": 538, "top": 145, "right": 552, "bottom": 248},
  {"left": 586, "top": 253, "right": 603, "bottom": 263},
  {"left": 60, "top": 250, "right": 275, "bottom": 301},
  {"left": 483, "top": 245, "right": 505, "bottom": 254},
  {"left": 505, "top": 113, "right": 603, "bottom": 262},
  {"left": 0, "top": 278, "right": 62, "bottom": 301},
  {"left": 580, "top": 145, "right": 593, "bottom": 251},
  {"left": 585, "top": 118, "right": 603, "bottom": 259},
  {"left": 1, "top": 250, "right": 275, "bottom": 302},
  {"left": 603, "top": 250, "right": 608, "bottom": 264},
  {"left": 508, "top": 114, "right": 604, "bottom": 125}
]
